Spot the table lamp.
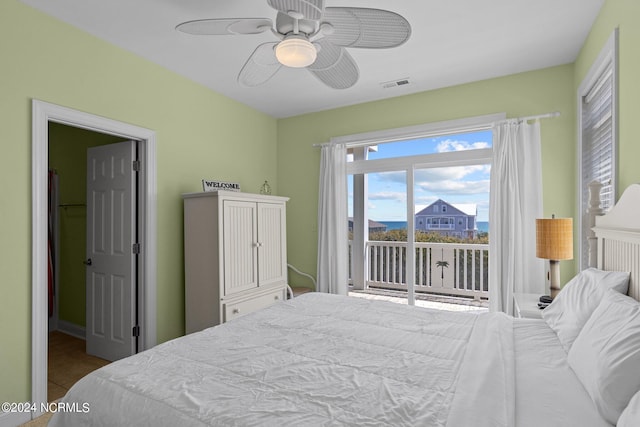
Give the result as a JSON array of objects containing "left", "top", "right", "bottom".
[{"left": 536, "top": 216, "right": 573, "bottom": 299}]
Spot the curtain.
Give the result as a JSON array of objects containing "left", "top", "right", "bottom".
[
  {"left": 489, "top": 120, "right": 544, "bottom": 314},
  {"left": 317, "top": 143, "right": 348, "bottom": 295}
]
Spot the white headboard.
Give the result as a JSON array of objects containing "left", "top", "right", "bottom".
[{"left": 592, "top": 183, "right": 640, "bottom": 301}]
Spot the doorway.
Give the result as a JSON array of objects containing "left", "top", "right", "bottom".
[
  {"left": 47, "top": 125, "right": 138, "bottom": 400},
  {"left": 49, "top": 123, "right": 129, "bottom": 336},
  {"left": 31, "top": 100, "right": 158, "bottom": 417}
]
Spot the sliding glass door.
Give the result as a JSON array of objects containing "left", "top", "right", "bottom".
[{"left": 347, "top": 126, "right": 493, "bottom": 306}]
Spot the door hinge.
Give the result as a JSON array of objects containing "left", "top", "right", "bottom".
[
  {"left": 133, "top": 243, "right": 141, "bottom": 254},
  {"left": 132, "top": 160, "right": 141, "bottom": 171},
  {"left": 132, "top": 325, "right": 140, "bottom": 337}
]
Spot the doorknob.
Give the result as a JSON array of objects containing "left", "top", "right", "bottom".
[{"left": 83, "top": 258, "right": 92, "bottom": 266}]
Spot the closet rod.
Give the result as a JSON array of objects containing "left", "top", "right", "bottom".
[{"left": 58, "top": 203, "right": 86, "bottom": 208}]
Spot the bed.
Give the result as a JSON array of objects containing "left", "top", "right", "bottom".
[{"left": 49, "top": 185, "right": 640, "bottom": 427}]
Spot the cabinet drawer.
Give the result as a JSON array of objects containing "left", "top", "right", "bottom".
[{"left": 224, "top": 288, "right": 284, "bottom": 322}]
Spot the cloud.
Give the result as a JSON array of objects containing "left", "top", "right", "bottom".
[
  {"left": 414, "top": 165, "right": 487, "bottom": 182},
  {"left": 416, "top": 162, "right": 490, "bottom": 197},
  {"left": 417, "top": 179, "right": 490, "bottom": 195},
  {"left": 415, "top": 195, "right": 439, "bottom": 205},
  {"left": 436, "top": 139, "right": 490, "bottom": 152},
  {"left": 368, "top": 191, "right": 406, "bottom": 202},
  {"left": 366, "top": 165, "right": 491, "bottom": 198},
  {"left": 376, "top": 165, "right": 489, "bottom": 185},
  {"left": 373, "top": 171, "right": 407, "bottom": 184}
]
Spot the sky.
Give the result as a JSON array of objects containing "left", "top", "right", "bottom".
[{"left": 348, "top": 130, "right": 492, "bottom": 222}]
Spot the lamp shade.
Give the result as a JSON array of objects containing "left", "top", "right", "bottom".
[
  {"left": 536, "top": 218, "right": 573, "bottom": 260},
  {"left": 275, "top": 35, "right": 317, "bottom": 68}
]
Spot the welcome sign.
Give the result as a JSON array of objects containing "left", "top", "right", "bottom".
[{"left": 202, "top": 179, "right": 241, "bottom": 192}]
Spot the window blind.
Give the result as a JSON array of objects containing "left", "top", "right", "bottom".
[{"left": 581, "top": 62, "right": 615, "bottom": 268}]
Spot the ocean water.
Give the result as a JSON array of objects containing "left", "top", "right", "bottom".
[{"left": 379, "top": 221, "right": 489, "bottom": 232}]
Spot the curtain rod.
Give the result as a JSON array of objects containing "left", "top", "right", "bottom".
[
  {"left": 313, "top": 111, "right": 560, "bottom": 147},
  {"left": 509, "top": 111, "right": 560, "bottom": 122}
]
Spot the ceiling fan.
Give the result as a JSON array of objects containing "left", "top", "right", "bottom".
[{"left": 176, "top": 0, "right": 411, "bottom": 90}]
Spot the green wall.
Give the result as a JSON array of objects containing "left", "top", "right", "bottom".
[
  {"left": 278, "top": 64, "right": 577, "bottom": 290},
  {"left": 48, "top": 123, "right": 124, "bottom": 326},
  {"left": 574, "top": 0, "right": 640, "bottom": 198},
  {"left": 0, "top": 1, "right": 278, "bottom": 404}
]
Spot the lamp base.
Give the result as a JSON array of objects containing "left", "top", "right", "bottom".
[{"left": 549, "top": 260, "right": 561, "bottom": 299}]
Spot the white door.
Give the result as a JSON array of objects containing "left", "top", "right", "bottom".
[{"left": 86, "top": 141, "right": 137, "bottom": 361}]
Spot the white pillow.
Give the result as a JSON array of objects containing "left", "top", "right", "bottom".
[
  {"left": 541, "top": 268, "right": 629, "bottom": 352},
  {"left": 618, "top": 389, "right": 640, "bottom": 427},
  {"left": 567, "top": 290, "right": 640, "bottom": 425}
]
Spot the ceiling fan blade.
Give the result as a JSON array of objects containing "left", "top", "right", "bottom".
[
  {"left": 307, "top": 39, "right": 358, "bottom": 89},
  {"left": 267, "top": 0, "right": 325, "bottom": 21},
  {"left": 321, "top": 8, "right": 411, "bottom": 48},
  {"left": 238, "top": 42, "right": 282, "bottom": 87},
  {"left": 176, "top": 18, "right": 272, "bottom": 35}
]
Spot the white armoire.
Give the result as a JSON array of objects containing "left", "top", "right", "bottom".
[{"left": 183, "top": 190, "right": 289, "bottom": 334}]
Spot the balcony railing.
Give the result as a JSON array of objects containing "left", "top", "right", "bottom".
[
  {"left": 425, "top": 224, "right": 455, "bottom": 230},
  {"left": 349, "top": 240, "right": 489, "bottom": 300}
]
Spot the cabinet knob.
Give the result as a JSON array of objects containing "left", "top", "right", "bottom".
[
  {"left": 274, "top": 295, "right": 279, "bottom": 300},
  {"left": 232, "top": 308, "right": 239, "bottom": 314}
]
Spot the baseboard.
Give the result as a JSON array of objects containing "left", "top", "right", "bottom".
[
  {"left": 0, "top": 410, "right": 31, "bottom": 427},
  {"left": 56, "top": 320, "right": 86, "bottom": 340}
]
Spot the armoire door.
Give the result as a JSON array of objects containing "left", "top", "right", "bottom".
[
  {"left": 222, "top": 200, "right": 258, "bottom": 296},
  {"left": 257, "top": 202, "right": 287, "bottom": 288}
]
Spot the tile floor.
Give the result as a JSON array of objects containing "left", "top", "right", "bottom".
[
  {"left": 18, "top": 332, "right": 110, "bottom": 427},
  {"left": 47, "top": 331, "right": 110, "bottom": 402}
]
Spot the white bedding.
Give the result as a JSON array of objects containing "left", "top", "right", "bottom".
[{"left": 49, "top": 293, "right": 610, "bottom": 426}]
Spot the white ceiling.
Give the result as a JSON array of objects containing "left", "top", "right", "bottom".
[{"left": 20, "top": 0, "right": 604, "bottom": 118}]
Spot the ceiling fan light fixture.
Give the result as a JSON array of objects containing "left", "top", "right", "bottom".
[{"left": 275, "top": 35, "right": 317, "bottom": 68}]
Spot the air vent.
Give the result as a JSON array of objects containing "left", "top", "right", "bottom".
[{"left": 381, "top": 78, "right": 411, "bottom": 89}]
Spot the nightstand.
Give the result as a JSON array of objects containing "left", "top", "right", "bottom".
[{"left": 513, "top": 292, "right": 544, "bottom": 319}]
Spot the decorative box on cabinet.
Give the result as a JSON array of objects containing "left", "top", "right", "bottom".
[{"left": 183, "top": 190, "right": 289, "bottom": 334}]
